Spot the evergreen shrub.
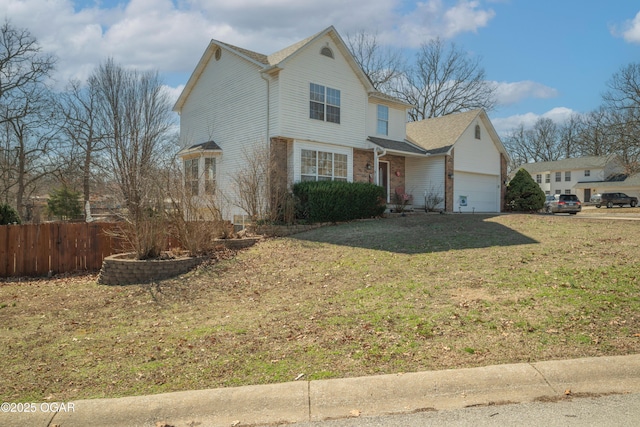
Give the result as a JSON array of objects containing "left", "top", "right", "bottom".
[{"left": 293, "top": 181, "right": 386, "bottom": 223}]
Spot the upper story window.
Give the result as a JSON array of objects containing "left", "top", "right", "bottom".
[
  {"left": 310, "top": 83, "right": 340, "bottom": 124},
  {"left": 565, "top": 171, "right": 571, "bottom": 181},
  {"left": 184, "top": 158, "right": 199, "bottom": 196},
  {"left": 585, "top": 169, "right": 591, "bottom": 177},
  {"left": 545, "top": 174, "right": 550, "bottom": 183},
  {"left": 377, "top": 105, "right": 389, "bottom": 135},
  {"left": 536, "top": 174, "right": 542, "bottom": 184},
  {"left": 555, "top": 172, "right": 561, "bottom": 182},
  {"left": 475, "top": 124, "right": 481, "bottom": 139},
  {"left": 320, "top": 46, "right": 334, "bottom": 58}
]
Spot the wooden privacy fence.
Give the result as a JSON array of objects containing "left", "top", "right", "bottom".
[{"left": 0, "top": 222, "right": 120, "bottom": 278}]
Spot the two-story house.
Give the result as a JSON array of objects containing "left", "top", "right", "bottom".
[
  {"left": 518, "top": 155, "right": 639, "bottom": 203},
  {"left": 174, "top": 26, "right": 509, "bottom": 222}
]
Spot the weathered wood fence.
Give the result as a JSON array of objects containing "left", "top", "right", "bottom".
[{"left": 0, "top": 223, "right": 120, "bottom": 278}]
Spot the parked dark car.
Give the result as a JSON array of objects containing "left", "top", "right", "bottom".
[
  {"left": 591, "top": 192, "right": 638, "bottom": 208},
  {"left": 544, "top": 194, "right": 582, "bottom": 214}
]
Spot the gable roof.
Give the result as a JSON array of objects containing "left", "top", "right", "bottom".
[
  {"left": 518, "top": 155, "right": 616, "bottom": 175},
  {"left": 174, "top": 26, "right": 394, "bottom": 112},
  {"left": 405, "top": 109, "right": 508, "bottom": 157}
]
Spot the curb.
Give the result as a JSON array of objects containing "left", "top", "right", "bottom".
[{"left": 2, "top": 354, "right": 639, "bottom": 427}]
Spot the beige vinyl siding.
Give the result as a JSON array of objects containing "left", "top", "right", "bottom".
[
  {"left": 454, "top": 120, "right": 500, "bottom": 175},
  {"left": 367, "top": 102, "right": 407, "bottom": 141},
  {"left": 179, "top": 47, "right": 269, "bottom": 219},
  {"left": 405, "top": 156, "right": 445, "bottom": 210},
  {"left": 276, "top": 35, "right": 368, "bottom": 149}
]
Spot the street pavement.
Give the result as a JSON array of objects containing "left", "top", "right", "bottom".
[
  {"left": 285, "top": 392, "right": 640, "bottom": 426},
  {"left": 1, "top": 354, "right": 639, "bottom": 427}
]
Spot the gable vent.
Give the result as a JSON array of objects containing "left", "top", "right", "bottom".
[{"left": 320, "top": 46, "right": 334, "bottom": 59}]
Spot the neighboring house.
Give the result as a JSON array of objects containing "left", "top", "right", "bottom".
[
  {"left": 518, "top": 155, "right": 640, "bottom": 202},
  {"left": 174, "top": 26, "right": 509, "bottom": 221}
]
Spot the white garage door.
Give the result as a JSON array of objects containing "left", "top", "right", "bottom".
[{"left": 454, "top": 172, "right": 500, "bottom": 212}]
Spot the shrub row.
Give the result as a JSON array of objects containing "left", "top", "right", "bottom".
[{"left": 293, "top": 181, "right": 386, "bottom": 223}]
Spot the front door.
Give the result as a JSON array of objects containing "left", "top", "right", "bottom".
[
  {"left": 584, "top": 189, "right": 591, "bottom": 203},
  {"left": 379, "top": 161, "right": 389, "bottom": 202}
]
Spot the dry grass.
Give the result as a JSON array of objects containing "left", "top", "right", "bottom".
[{"left": 1, "top": 212, "right": 640, "bottom": 403}]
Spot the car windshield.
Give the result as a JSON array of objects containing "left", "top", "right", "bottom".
[{"left": 560, "top": 195, "right": 579, "bottom": 201}]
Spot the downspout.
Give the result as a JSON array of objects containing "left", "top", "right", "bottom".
[{"left": 260, "top": 71, "right": 271, "bottom": 146}]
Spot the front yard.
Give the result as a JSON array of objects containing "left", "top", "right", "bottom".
[{"left": 1, "top": 213, "right": 639, "bottom": 402}]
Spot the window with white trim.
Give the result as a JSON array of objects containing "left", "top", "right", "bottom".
[
  {"left": 565, "top": 171, "right": 571, "bottom": 181},
  {"left": 310, "top": 83, "right": 340, "bottom": 124},
  {"left": 585, "top": 169, "right": 590, "bottom": 177},
  {"left": 184, "top": 158, "right": 199, "bottom": 195},
  {"left": 204, "top": 158, "right": 216, "bottom": 195},
  {"left": 555, "top": 172, "right": 561, "bottom": 182},
  {"left": 545, "top": 174, "right": 550, "bottom": 183},
  {"left": 377, "top": 105, "right": 389, "bottom": 135},
  {"left": 301, "top": 149, "right": 347, "bottom": 181},
  {"left": 536, "top": 174, "right": 542, "bottom": 184}
]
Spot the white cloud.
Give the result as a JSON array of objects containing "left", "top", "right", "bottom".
[
  {"left": 493, "top": 80, "right": 558, "bottom": 106},
  {"left": 0, "top": 0, "right": 498, "bottom": 90},
  {"left": 492, "top": 107, "right": 579, "bottom": 136},
  {"left": 388, "top": 0, "right": 495, "bottom": 46},
  {"left": 617, "top": 11, "right": 640, "bottom": 43}
]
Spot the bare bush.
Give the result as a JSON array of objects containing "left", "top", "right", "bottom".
[
  {"left": 424, "top": 185, "right": 445, "bottom": 212},
  {"left": 166, "top": 161, "right": 232, "bottom": 256},
  {"left": 230, "top": 142, "right": 291, "bottom": 224}
]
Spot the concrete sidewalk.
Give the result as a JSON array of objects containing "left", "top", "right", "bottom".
[{"left": 2, "top": 354, "right": 639, "bottom": 427}]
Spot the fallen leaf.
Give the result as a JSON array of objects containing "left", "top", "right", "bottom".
[
  {"left": 564, "top": 389, "right": 571, "bottom": 396},
  {"left": 350, "top": 409, "right": 361, "bottom": 417}
]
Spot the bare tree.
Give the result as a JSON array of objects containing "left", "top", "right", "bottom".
[
  {"left": 90, "top": 58, "right": 176, "bottom": 258},
  {"left": 557, "top": 113, "right": 583, "bottom": 158},
  {"left": 392, "top": 37, "right": 496, "bottom": 121},
  {"left": 0, "top": 20, "right": 55, "bottom": 104},
  {"left": 0, "top": 20, "right": 56, "bottom": 215},
  {"left": 503, "top": 124, "right": 532, "bottom": 172},
  {"left": 573, "top": 108, "right": 614, "bottom": 157},
  {"left": 504, "top": 118, "right": 565, "bottom": 170},
  {"left": 346, "top": 30, "right": 405, "bottom": 92},
  {"left": 2, "top": 85, "right": 62, "bottom": 219},
  {"left": 58, "top": 78, "right": 109, "bottom": 208},
  {"left": 602, "top": 63, "right": 640, "bottom": 174}
]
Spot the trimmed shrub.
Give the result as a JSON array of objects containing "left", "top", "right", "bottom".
[
  {"left": 0, "top": 203, "right": 21, "bottom": 225},
  {"left": 505, "top": 168, "right": 545, "bottom": 212},
  {"left": 293, "top": 181, "right": 386, "bottom": 223}
]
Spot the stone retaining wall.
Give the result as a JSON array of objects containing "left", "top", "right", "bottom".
[{"left": 98, "top": 253, "right": 206, "bottom": 286}]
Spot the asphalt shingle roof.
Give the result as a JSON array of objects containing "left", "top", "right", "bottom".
[
  {"left": 405, "top": 110, "right": 482, "bottom": 155},
  {"left": 367, "top": 137, "right": 427, "bottom": 155}
]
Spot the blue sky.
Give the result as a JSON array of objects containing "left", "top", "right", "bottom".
[{"left": 2, "top": 0, "right": 639, "bottom": 136}]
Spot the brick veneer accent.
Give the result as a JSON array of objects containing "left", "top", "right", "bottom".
[
  {"left": 354, "top": 149, "right": 375, "bottom": 183},
  {"left": 500, "top": 152, "right": 508, "bottom": 212},
  {"left": 445, "top": 149, "right": 454, "bottom": 212},
  {"left": 380, "top": 154, "right": 406, "bottom": 198},
  {"left": 270, "top": 137, "right": 290, "bottom": 202}
]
